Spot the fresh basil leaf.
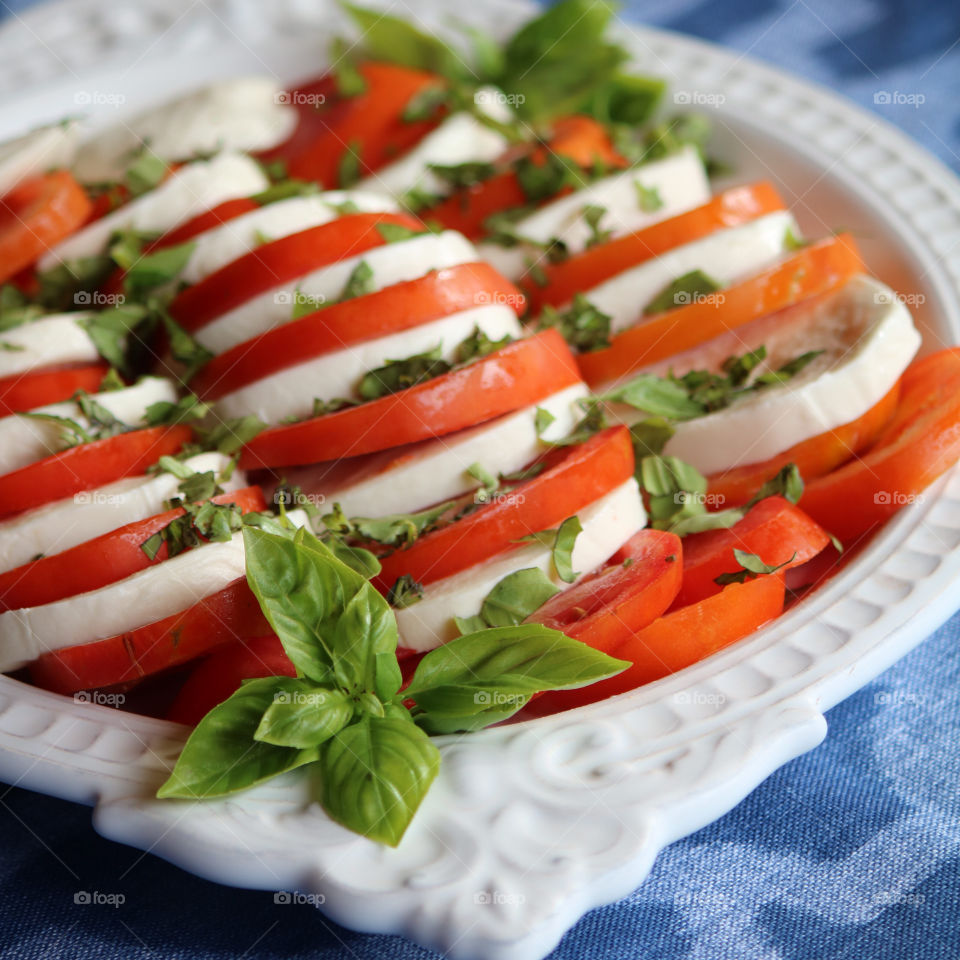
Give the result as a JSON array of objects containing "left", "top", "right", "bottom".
[
  {"left": 404, "top": 624, "right": 630, "bottom": 733},
  {"left": 428, "top": 161, "right": 496, "bottom": 190},
  {"left": 338, "top": 139, "right": 362, "bottom": 188},
  {"left": 197, "top": 414, "right": 266, "bottom": 455},
  {"left": 714, "top": 548, "right": 796, "bottom": 586},
  {"left": 386, "top": 574, "right": 424, "bottom": 608},
  {"left": 586, "top": 72, "right": 664, "bottom": 126},
  {"left": 156, "top": 677, "right": 319, "bottom": 799},
  {"left": 358, "top": 344, "right": 452, "bottom": 400},
  {"left": 144, "top": 393, "right": 210, "bottom": 426},
  {"left": 37, "top": 256, "right": 114, "bottom": 312},
  {"left": 254, "top": 683, "right": 353, "bottom": 748},
  {"left": 644, "top": 269, "right": 722, "bottom": 315},
  {"left": 595, "top": 373, "right": 705, "bottom": 420},
  {"left": 338, "top": 260, "right": 375, "bottom": 301},
  {"left": 402, "top": 84, "right": 449, "bottom": 122},
  {"left": 582, "top": 203, "right": 612, "bottom": 248},
  {"left": 455, "top": 326, "right": 513, "bottom": 363},
  {"left": 478, "top": 567, "right": 559, "bottom": 627},
  {"left": 98, "top": 368, "right": 126, "bottom": 391},
  {"left": 629, "top": 417, "right": 675, "bottom": 458},
  {"left": 325, "top": 538, "right": 382, "bottom": 579},
  {"left": 375, "top": 222, "right": 424, "bottom": 244},
  {"left": 159, "top": 310, "right": 212, "bottom": 382},
  {"left": 155, "top": 454, "right": 196, "bottom": 481},
  {"left": 634, "top": 180, "right": 664, "bottom": 212},
  {"left": 122, "top": 241, "right": 195, "bottom": 298},
  {"left": 453, "top": 614, "right": 488, "bottom": 636},
  {"left": 124, "top": 147, "right": 167, "bottom": 197},
  {"left": 537, "top": 293, "right": 611, "bottom": 352},
  {"left": 552, "top": 515, "right": 582, "bottom": 583},
  {"left": 76, "top": 304, "right": 151, "bottom": 376},
  {"left": 315, "top": 713, "right": 440, "bottom": 846},
  {"left": 534, "top": 406, "right": 556, "bottom": 436},
  {"left": 250, "top": 179, "right": 319, "bottom": 206}
]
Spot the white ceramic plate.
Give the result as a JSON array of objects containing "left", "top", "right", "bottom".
[{"left": 1, "top": 2, "right": 960, "bottom": 958}]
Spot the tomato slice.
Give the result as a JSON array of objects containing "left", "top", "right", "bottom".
[
  {"left": 674, "top": 496, "right": 830, "bottom": 608},
  {"left": 29, "top": 577, "right": 271, "bottom": 695},
  {"left": 148, "top": 197, "right": 261, "bottom": 250},
  {"left": 0, "top": 363, "right": 108, "bottom": 417},
  {"left": 240, "top": 328, "right": 582, "bottom": 468},
  {"left": 0, "top": 424, "right": 191, "bottom": 521},
  {"left": 800, "top": 348, "right": 960, "bottom": 545},
  {"left": 526, "top": 528, "right": 682, "bottom": 651},
  {"left": 577, "top": 234, "right": 864, "bottom": 385},
  {"left": 0, "top": 486, "right": 265, "bottom": 612},
  {"left": 373, "top": 426, "right": 635, "bottom": 590},
  {"left": 525, "top": 182, "right": 786, "bottom": 314},
  {"left": 193, "top": 262, "right": 525, "bottom": 399},
  {"left": 168, "top": 211, "right": 424, "bottom": 332},
  {"left": 536, "top": 574, "right": 785, "bottom": 711},
  {"left": 0, "top": 172, "right": 93, "bottom": 283},
  {"left": 276, "top": 63, "right": 447, "bottom": 186},
  {"left": 707, "top": 381, "right": 901, "bottom": 507}
]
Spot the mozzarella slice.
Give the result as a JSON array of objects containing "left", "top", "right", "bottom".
[
  {"left": 605, "top": 275, "right": 922, "bottom": 476},
  {"left": 72, "top": 77, "right": 296, "bottom": 184},
  {"left": 196, "top": 230, "right": 478, "bottom": 354},
  {"left": 214, "top": 303, "right": 522, "bottom": 424},
  {"left": 0, "top": 509, "right": 309, "bottom": 671},
  {"left": 0, "top": 452, "right": 244, "bottom": 574},
  {"left": 0, "top": 376, "right": 177, "bottom": 476},
  {"left": 282, "top": 382, "right": 588, "bottom": 517},
  {"left": 571, "top": 211, "right": 796, "bottom": 334},
  {"left": 358, "top": 93, "right": 512, "bottom": 199},
  {"left": 179, "top": 190, "right": 400, "bottom": 285},
  {"left": 0, "top": 120, "right": 79, "bottom": 195},
  {"left": 394, "top": 478, "right": 646, "bottom": 652},
  {"left": 478, "top": 146, "right": 710, "bottom": 279},
  {"left": 40, "top": 153, "right": 269, "bottom": 269},
  {"left": 0, "top": 313, "right": 99, "bottom": 378}
]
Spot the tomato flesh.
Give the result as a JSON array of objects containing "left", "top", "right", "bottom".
[{"left": 0, "top": 364, "right": 108, "bottom": 417}]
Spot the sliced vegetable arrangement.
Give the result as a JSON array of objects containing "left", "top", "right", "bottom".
[{"left": 0, "top": 0, "right": 958, "bottom": 846}]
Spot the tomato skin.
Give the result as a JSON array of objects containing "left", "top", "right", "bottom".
[
  {"left": 577, "top": 234, "right": 864, "bottom": 385},
  {"left": 149, "top": 197, "right": 261, "bottom": 250},
  {"left": 526, "top": 529, "right": 682, "bottom": 651},
  {"left": 0, "top": 172, "right": 93, "bottom": 283},
  {"left": 0, "top": 364, "right": 108, "bottom": 417},
  {"left": 29, "top": 577, "right": 271, "bottom": 695},
  {"left": 373, "top": 425, "right": 636, "bottom": 590},
  {"left": 674, "top": 496, "right": 830, "bottom": 608},
  {"left": 525, "top": 181, "right": 786, "bottom": 314},
  {"left": 800, "top": 348, "right": 960, "bottom": 544},
  {"left": 0, "top": 424, "right": 192, "bottom": 521},
  {"left": 707, "top": 381, "right": 901, "bottom": 508},
  {"left": 192, "top": 262, "right": 525, "bottom": 399},
  {"left": 168, "top": 211, "right": 424, "bottom": 332},
  {"left": 0, "top": 486, "right": 265, "bottom": 612},
  {"left": 535, "top": 574, "right": 786, "bottom": 712},
  {"left": 240, "top": 328, "right": 582, "bottom": 469}
]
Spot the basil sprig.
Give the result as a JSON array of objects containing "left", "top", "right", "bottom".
[{"left": 159, "top": 525, "right": 628, "bottom": 845}]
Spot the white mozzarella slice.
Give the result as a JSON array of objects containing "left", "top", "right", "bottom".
[
  {"left": 0, "top": 452, "right": 244, "bottom": 574},
  {"left": 0, "top": 376, "right": 177, "bottom": 476},
  {"left": 214, "top": 303, "right": 522, "bottom": 424},
  {"left": 573, "top": 211, "right": 796, "bottom": 334},
  {"left": 179, "top": 191, "right": 400, "bottom": 285},
  {"left": 358, "top": 96, "right": 511, "bottom": 199},
  {"left": 40, "top": 153, "right": 269, "bottom": 269},
  {"left": 195, "top": 230, "right": 478, "bottom": 354},
  {"left": 0, "top": 313, "right": 99, "bottom": 378},
  {"left": 0, "top": 120, "right": 79, "bottom": 195},
  {"left": 606, "top": 275, "right": 922, "bottom": 476},
  {"left": 395, "top": 478, "right": 646, "bottom": 652},
  {"left": 477, "top": 146, "right": 710, "bottom": 279},
  {"left": 72, "top": 77, "right": 296, "bottom": 183},
  {"left": 0, "top": 509, "right": 308, "bottom": 671},
  {"left": 284, "top": 382, "right": 588, "bottom": 517}
]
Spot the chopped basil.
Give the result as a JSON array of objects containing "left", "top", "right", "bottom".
[
  {"left": 250, "top": 179, "right": 319, "bottom": 206},
  {"left": 36, "top": 256, "right": 114, "bottom": 312},
  {"left": 455, "top": 326, "right": 513, "bottom": 363},
  {"left": 386, "top": 574, "right": 425, "bottom": 608},
  {"left": 322, "top": 499, "right": 454, "bottom": 549},
  {"left": 338, "top": 260, "right": 375, "bottom": 302},
  {"left": 514, "top": 151, "right": 584, "bottom": 203},
  {"left": 337, "top": 140, "right": 362, "bottom": 188},
  {"left": 400, "top": 184, "right": 442, "bottom": 213},
  {"left": 195, "top": 414, "right": 267, "bottom": 455},
  {"left": 784, "top": 226, "right": 806, "bottom": 251},
  {"left": 551, "top": 515, "right": 582, "bottom": 583},
  {"left": 402, "top": 84, "right": 449, "bottom": 122},
  {"left": 123, "top": 147, "right": 167, "bottom": 198},
  {"left": 634, "top": 180, "right": 663, "bottom": 212},
  {"left": 629, "top": 417, "right": 675, "bottom": 458},
  {"left": 159, "top": 310, "right": 212, "bottom": 383},
  {"left": 428, "top": 161, "right": 496, "bottom": 190},
  {"left": 358, "top": 345, "right": 452, "bottom": 401},
  {"left": 582, "top": 203, "right": 612, "bottom": 248},
  {"left": 144, "top": 393, "right": 210, "bottom": 426},
  {"left": 0, "top": 285, "right": 42, "bottom": 332},
  {"left": 534, "top": 406, "right": 556, "bottom": 436},
  {"left": 122, "top": 241, "right": 195, "bottom": 298},
  {"left": 329, "top": 36, "right": 367, "bottom": 96},
  {"left": 644, "top": 269, "right": 723, "bottom": 316},
  {"left": 0, "top": 341, "right": 24, "bottom": 352},
  {"left": 714, "top": 549, "right": 797, "bottom": 586},
  {"left": 376, "top": 222, "right": 424, "bottom": 244},
  {"left": 537, "top": 293, "right": 612, "bottom": 352}
]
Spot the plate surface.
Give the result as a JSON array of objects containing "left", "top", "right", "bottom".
[{"left": 1, "top": 2, "right": 960, "bottom": 958}]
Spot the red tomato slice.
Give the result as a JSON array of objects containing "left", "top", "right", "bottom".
[
  {"left": 276, "top": 63, "right": 446, "bottom": 187},
  {"left": 193, "top": 262, "right": 525, "bottom": 399},
  {"left": 240, "top": 328, "right": 582, "bottom": 469},
  {"left": 707, "top": 381, "right": 901, "bottom": 508},
  {"left": 0, "top": 424, "right": 191, "bottom": 521},
  {"left": 29, "top": 577, "right": 271, "bottom": 695},
  {"left": 577, "top": 234, "right": 864, "bottom": 385},
  {"left": 526, "top": 528, "right": 682, "bottom": 650},
  {"left": 168, "top": 211, "right": 424, "bottom": 333},
  {"left": 525, "top": 181, "right": 786, "bottom": 314},
  {"left": 800, "top": 348, "right": 960, "bottom": 545},
  {"left": 0, "top": 486, "right": 265, "bottom": 612},
  {"left": 0, "top": 363, "right": 108, "bottom": 417},
  {"left": 148, "top": 197, "right": 261, "bottom": 251},
  {"left": 537, "top": 574, "right": 786, "bottom": 711},
  {"left": 373, "top": 426, "right": 635, "bottom": 589},
  {"left": 674, "top": 496, "right": 830, "bottom": 609},
  {"left": 0, "top": 172, "right": 93, "bottom": 283}
]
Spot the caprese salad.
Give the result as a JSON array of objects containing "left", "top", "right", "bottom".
[{"left": 0, "top": 0, "right": 957, "bottom": 845}]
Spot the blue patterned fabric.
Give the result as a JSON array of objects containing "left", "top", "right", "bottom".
[{"left": 0, "top": 1, "right": 958, "bottom": 958}]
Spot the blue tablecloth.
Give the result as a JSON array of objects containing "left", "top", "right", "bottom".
[{"left": 1, "top": 1, "right": 959, "bottom": 958}]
